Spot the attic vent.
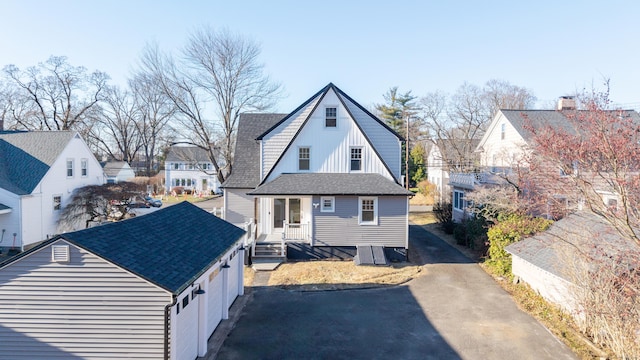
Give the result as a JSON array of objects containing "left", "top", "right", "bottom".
[{"left": 52, "top": 245, "right": 70, "bottom": 262}]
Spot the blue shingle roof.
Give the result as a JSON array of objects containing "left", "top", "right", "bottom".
[
  {"left": 0, "top": 131, "right": 76, "bottom": 195},
  {"left": 59, "top": 202, "right": 245, "bottom": 294}
]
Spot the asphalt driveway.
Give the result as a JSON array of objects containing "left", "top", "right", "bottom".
[{"left": 214, "top": 225, "right": 577, "bottom": 360}]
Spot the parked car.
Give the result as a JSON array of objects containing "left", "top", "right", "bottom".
[
  {"left": 128, "top": 201, "right": 150, "bottom": 209},
  {"left": 145, "top": 196, "right": 162, "bottom": 208}
]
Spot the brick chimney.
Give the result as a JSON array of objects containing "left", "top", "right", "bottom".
[{"left": 557, "top": 96, "right": 576, "bottom": 110}]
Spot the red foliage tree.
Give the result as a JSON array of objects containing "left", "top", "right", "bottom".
[{"left": 524, "top": 88, "right": 640, "bottom": 246}]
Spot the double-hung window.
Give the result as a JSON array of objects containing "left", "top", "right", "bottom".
[
  {"left": 325, "top": 107, "right": 337, "bottom": 127},
  {"left": 359, "top": 197, "right": 378, "bottom": 225},
  {"left": 66, "top": 159, "right": 74, "bottom": 177},
  {"left": 81, "top": 159, "right": 88, "bottom": 177},
  {"left": 53, "top": 195, "right": 62, "bottom": 211},
  {"left": 350, "top": 147, "right": 362, "bottom": 171},
  {"left": 298, "top": 147, "right": 310, "bottom": 171},
  {"left": 454, "top": 190, "right": 465, "bottom": 211}
]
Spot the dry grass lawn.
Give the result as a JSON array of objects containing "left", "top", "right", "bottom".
[
  {"left": 409, "top": 192, "right": 433, "bottom": 206},
  {"left": 266, "top": 261, "right": 422, "bottom": 291}
]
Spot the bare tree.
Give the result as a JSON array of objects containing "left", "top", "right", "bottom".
[
  {"left": 89, "top": 85, "right": 141, "bottom": 162},
  {"left": 136, "top": 27, "right": 282, "bottom": 183},
  {"left": 130, "top": 73, "right": 175, "bottom": 176},
  {"left": 2, "top": 56, "right": 108, "bottom": 135},
  {"left": 483, "top": 79, "right": 537, "bottom": 117}
]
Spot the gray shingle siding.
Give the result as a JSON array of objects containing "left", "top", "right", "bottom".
[{"left": 312, "top": 196, "right": 407, "bottom": 248}]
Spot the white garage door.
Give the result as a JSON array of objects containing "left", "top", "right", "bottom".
[
  {"left": 227, "top": 251, "right": 240, "bottom": 306},
  {"left": 207, "top": 268, "right": 224, "bottom": 335},
  {"left": 175, "top": 291, "right": 199, "bottom": 360}
]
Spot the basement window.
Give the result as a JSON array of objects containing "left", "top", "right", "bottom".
[{"left": 51, "top": 245, "right": 70, "bottom": 262}]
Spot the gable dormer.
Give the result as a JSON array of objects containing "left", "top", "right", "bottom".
[{"left": 257, "top": 83, "right": 403, "bottom": 184}]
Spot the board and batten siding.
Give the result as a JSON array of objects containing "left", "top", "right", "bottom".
[
  {"left": 312, "top": 196, "right": 407, "bottom": 248},
  {"left": 0, "top": 240, "right": 171, "bottom": 360},
  {"left": 342, "top": 97, "right": 401, "bottom": 180},
  {"left": 261, "top": 97, "right": 320, "bottom": 178},
  {"left": 265, "top": 90, "right": 395, "bottom": 183},
  {"left": 224, "top": 188, "right": 254, "bottom": 226}
]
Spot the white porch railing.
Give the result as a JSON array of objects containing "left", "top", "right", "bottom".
[
  {"left": 283, "top": 221, "right": 310, "bottom": 242},
  {"left": 449, "top": 172, "right": 487, "bottom": 188},
  {"left": 210, "top": 206, "right": 224, "bottom": 218}
]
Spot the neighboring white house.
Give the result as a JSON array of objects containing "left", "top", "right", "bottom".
[
  {"left": 448, "top": 98, "right": 640, "bottom": 221},
  {"left": 426, "top": 138, "right": 479, "bottom": 205},
  {"left": 0, "top": 131, "right": 105, "bottom": 251},
  {"left": 165, "top": 145, "right": 221, "bottom": 195},
  {"left": 222, "top": 83, "right": 413, "bottom": 262},
  {"left": 0, "top": 202, "right": 246, "bottom": 360},
  {"left": 102, "top": 160, "right": 136, "bottom": 183}
]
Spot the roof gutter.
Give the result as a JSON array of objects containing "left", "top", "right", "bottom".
[{"left": 164, "top": 294, "right": 177, "bottom": 360}]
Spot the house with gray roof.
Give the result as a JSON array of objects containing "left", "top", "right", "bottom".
[
  {"left": 165, "top": 145, "right": 221, "bottom": 195},
  {"left": 0, "top": 201, "right": 246, "bottom": 360},
  {"left": 102, "top": 160, "right": 135, "bottom": 183},
  {"left": 448, "top": 97, "right": 640, "bottom": 221},
  {"left": 0, "top": 131, "right": 105, "bottom": 251},
  {"left": 222, "top": 83, "right": 413, "bottom": 261},
  {"left": 506, "top": 211, "right": 640, "bottom": 315}
]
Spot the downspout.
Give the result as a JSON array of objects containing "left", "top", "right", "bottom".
[{"left": 164, "top": 295, "right": 177, "bottom": 360}]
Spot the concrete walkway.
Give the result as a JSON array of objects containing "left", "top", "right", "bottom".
[{"left": 212, "top": 225, "right": 577, "bottom": 360}]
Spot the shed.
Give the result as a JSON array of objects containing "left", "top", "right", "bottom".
[{"left": 0, "top": 202, "right": 246, "bottom": 360}]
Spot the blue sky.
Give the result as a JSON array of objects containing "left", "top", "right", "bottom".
[{"left": 1, "top": 0, "right": 638, "bottom": 112}]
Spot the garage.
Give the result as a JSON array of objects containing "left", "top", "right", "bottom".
[
  {"left": 227, "top": 251, "right": 240, "bottom": 305},
  {"left": 207, "top": 267, "right": 224, "bottom": 334},
  {"left": 174, "top": 290, "right": 200, "bottom": 360}
]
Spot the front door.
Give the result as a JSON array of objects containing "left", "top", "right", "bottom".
[{"left": 273, "top": 198, "right": 286, "bottom": 229}]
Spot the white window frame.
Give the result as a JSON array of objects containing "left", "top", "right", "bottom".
[
  {"left": 350, "top": 147, "right": 363, "bottom": 172},
  {"left": 66, "top": 159, "right": 74, "bottom": 178},
  {"left": 298, "top": 146, "right": 310, "bottom": 171},
  {"left": 453, "top": 190, "right": 465, "bottom": 211},
  {"left": 325, "top": 106, "right": 337, "bottom": 128},
  {"left": 53, "top": 194, "right": 62, "bottom": 211},
  {"left": 81, "top": 158, "right": 88, "bottom": 177},
  {"left": 320, "top": 196, "right": 335, "bottom": 213},
  {"left": 358, "top": 197, "right": 378, "bottom": 225}
]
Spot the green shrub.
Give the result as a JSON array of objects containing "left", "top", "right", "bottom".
[
  {"left": 453, "top": 215, "right": 488, "bottom": 250},
  {"left": 486, "top": 214, "right": 552, "bottom": 276}
]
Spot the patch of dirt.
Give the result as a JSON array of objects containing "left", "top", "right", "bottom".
[{"left": 265, "top": 261, "right": 423, "bottom": 291}]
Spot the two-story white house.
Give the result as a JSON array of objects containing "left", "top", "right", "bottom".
[
  {"left": 449, "top": 97, "right": 640, "bottom": 221},
  {"left": 0, "top": 131, "right": 105, "bottom": 251},
  {"left": 165, "top": 145, "right": 221, "bottom": 195},
  {"left": 222, "top": 83, "right": 413, "bottom": 262}
]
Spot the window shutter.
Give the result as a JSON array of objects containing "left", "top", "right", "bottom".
[{"left": 52, "top": 245, "right": 70, "bottom": 262}]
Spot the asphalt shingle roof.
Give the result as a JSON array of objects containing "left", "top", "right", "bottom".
[
  {"left": 222, "top": 113, "right": 287, "bottom": 188},
  {"left": 248, "top": 173, "right": 413, "bottom": 196},
  {"left": 166, "top": 145, "right": 211, "bottom": 162},
  {"left": 102, "top": 161, "right": 132, "bottom": 177},
  {"left": 0, "top": 131, "right": 76, "bottom": 195},
  {"left": 57, "top": 202, "right": 245, "bottom": 294},
  {"left": 500, "top": 109, "right": 640, "bottom": 142},
  {"left": 506, "top": 212, "right": 640, "bottom": 280},
  {"left": 0, "top": 203, "right": 10, "bottom": 212}
]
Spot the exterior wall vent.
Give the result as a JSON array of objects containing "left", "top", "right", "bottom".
[{"left": 52, "top": 245, "right": 70, "bottom": 262}]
